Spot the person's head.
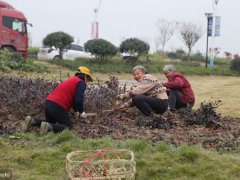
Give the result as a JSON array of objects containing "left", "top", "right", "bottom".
[
  {"left": 162, "top": 64, "right": 176, "bottom": 79},
  {"left": 75, "top": 66, "right": 93, "bottom": 82},
  {"left": 132, "top": 65, "right": 149, "bottom": 81}
]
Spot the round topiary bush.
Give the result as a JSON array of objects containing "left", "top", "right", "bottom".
[{"left": 84, "top": 39, "right": 117, "bottom": 59}]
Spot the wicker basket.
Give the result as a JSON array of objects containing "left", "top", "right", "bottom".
[{"left": 66, "top": 149, "right": 136, "bottom": 180}]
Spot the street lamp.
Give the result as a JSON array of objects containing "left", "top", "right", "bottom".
[{"left": 205, "top": 13, "right": 213, "bottom": 68}]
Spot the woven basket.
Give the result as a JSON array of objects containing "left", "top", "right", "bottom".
[{"left": 66, "top": 149, "right": 136, "bottom": 180}]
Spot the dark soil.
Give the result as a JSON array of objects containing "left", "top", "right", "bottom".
[{"left": 1, "top": 75, "right": 240, "bottom": 151}]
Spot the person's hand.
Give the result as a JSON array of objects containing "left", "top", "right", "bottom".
[
  {"left": 116, "top": 94, "right": 125, "bottom": 100},
  {"left": 162, "top": 81, "right": 168, "bottom": 87},
  {"left": 80, "top": 112, "right": 86, "bottom": 119}
]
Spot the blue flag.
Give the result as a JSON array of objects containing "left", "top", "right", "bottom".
[{"left": 208, "top": 17, "right": 213, "bottom": 37}]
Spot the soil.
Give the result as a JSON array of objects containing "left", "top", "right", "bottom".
[{"left": 0, "top": 75, "right": 240, "bottom": 151}]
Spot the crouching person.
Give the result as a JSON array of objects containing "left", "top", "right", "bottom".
[
  {"left": 162, "top": 64, "right": 195, "bottom": 112},
  {"left": 117, "top": 65, "right": 168, "bottom": 116},
  {"left": 22, "top": 66, "right": 93, "bottom": 135}
]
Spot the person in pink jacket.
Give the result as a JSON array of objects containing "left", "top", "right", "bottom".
[
  {"left": 117, "top": 65, "right": 168, "bottom": 116},
  {"left": 162, "top": 64, "right": 195, "bottom": 112}
]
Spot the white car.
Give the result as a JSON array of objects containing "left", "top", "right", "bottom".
[
  {"left": 37, "top": 43, "right": 94, "bottom": 60},
  {"left": 121, "top": 52, "right": 138, "bottom": 60}
]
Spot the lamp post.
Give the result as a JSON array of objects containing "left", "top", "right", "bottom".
[
  {"left": 205, "top": 13, "right": 213, "bottom": 68},
  {"left": 209, "top": 0, "right": 219, "bottom": 67}
]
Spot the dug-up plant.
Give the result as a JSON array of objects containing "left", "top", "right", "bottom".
[
  {"left": 182, "top": 100, "right": 222, "bottom": 127},
  {"left": 230, "top": 57, "right": 240, "bottom": 72},
  {"left": 84, "top": 75, "right": 124, "bottom": 113}
]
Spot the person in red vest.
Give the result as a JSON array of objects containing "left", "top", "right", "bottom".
[
  {"left": 22, "top": 66, "right": 93, "bottom": 134},
  {"left": 162, "top": 64, "right": 195, "bottom": 112}
]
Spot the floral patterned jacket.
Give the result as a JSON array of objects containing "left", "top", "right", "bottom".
[{"left": 120, "top": 74, "right": 168, "bottom": 108}]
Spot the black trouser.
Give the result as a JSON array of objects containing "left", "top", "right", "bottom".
[
  {"left": 34, "top": 100, "right": 72, "bottom": 133},
  {"left": 168, "top": 90, "right": 188, "bottom": 111},
  {"left": 132, "top": 94, "right": 168, "bottom": 116}
]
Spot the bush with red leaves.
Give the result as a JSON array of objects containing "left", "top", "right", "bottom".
[{"left": 0, "top": 75, "right": 240, "bottom": 151}]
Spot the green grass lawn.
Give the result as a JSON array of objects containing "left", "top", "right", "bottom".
[
  {"left": 1, "top": 58, "right": 240, "bottom": 179},
  {"left": 1, "top": 131, "right": 240, "bottom": 180}
]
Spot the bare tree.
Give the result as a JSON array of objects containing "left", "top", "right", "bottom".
[
  {"left": 155, "top": 18, "right": 175, "bottom": 53},
  {"left": 179, "top": 22, "right": 203, "bottom": 61}
]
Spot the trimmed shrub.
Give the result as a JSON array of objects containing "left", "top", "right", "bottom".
[
  {"left": 84, "top": 39, "right": 117, "bottom": 59},
  {"left": 167, "top": 52, "right": 177, "bottom": 60},
  {"left": 191, "top": 52, "right": 204, "bottom": 62},
  {"left": 230, "top": 57, "right": 240, "bottom": 72},
  {"left": 167, "top": 49, "right": 187, "bottom": 60},
  {"left": 43, "top": 31, "right": 74, "bottom": 59},
  {"left": 28, "top": 47, "right": 39, "bottom": 59},
  {"left": 119, "top": 38, "right": 150, "bottom": 59}
]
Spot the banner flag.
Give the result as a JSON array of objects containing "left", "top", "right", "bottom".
[
  {"left": 208, "top": 17, "right": 213, "bottom": 37},
  {"left": 215, "top": 16, "right": 221, "bottom": 37}
]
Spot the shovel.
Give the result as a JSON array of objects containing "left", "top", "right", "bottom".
[{"left": 85, "top": 109, "right": 115, "bottom": 117}]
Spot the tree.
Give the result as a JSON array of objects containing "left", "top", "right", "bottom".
[
  {"left": 84, "top": 39, "right": 117, "bottom": 60},
  {"left": 119, "top": 38, "right": 149, "bottom": 59},
  {"left": 178, "top": 22, "right": 203, "bottom": 62},
  {"left": 224, "top": 52, "right": 232, "bottom": 60},
  {"left": 43, "top": 31, "right": 73, "bottom": 60},
  {"left": 230, "top": 56, "right": 240, "bottom": 72},
  {"left": 155, "top": 18, "right": 176, "bottom": 53}
]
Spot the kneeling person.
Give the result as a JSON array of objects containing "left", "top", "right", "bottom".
[{"left": 22, "top": 66, "right": 93, "bottom": 134}]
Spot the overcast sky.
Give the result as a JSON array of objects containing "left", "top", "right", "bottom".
[{"left": 5, "top": 0, "right": 240, "bottom": 55}]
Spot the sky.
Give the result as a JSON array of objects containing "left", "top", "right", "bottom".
[{"left": 5, "top": 0, "right": 240, "bottom": 56}]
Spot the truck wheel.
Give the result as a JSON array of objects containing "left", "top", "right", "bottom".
[
  {"left": 1, "top": 47, "right": 21, "bottom": 60},
  {"left": 2, "top": 47, "right": 14, "bottom": 52}
]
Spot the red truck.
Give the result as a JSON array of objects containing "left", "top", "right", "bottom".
[{"left": 0, "top": 1, "right": 29, "bottom": 58}]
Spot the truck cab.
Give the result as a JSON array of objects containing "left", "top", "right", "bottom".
[{"left": 0, "top": 1, "right": 29, "bottom": 58}]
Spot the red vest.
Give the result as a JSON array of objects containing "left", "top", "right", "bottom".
[{"left": 47, "top": 76, "right": 82, "bottom": 110}]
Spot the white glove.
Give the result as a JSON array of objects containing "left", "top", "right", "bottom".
[
  {"left": 80, "top": 112, "right": 86, "bottom": 119},
  {"left": 74, "top": 112, "right": 80, "bottom": 119}
]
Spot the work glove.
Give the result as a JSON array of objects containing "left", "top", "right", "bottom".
[
  {"left": 80, "top": 112, "right": 91, "bottom": 124},
  {"left": 80, "top": 112, "right": 86, "bottom": 119}
]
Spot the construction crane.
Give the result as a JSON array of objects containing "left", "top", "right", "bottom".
[{"left": 91, "top": 0, "right": 102, "bottom": 39}]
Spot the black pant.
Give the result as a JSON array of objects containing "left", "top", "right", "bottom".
[
  {"left": 168, "top": 90, "right": 188, "bottom": 111},
  {"left": 35, "top": 100, "right": 72, "bottom": 133},
  {"left": 132, "top": 94, "right": 168, "bottom": 116}
]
